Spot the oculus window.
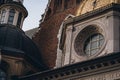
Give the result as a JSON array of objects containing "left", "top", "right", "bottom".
[{"left": 74, "top": 25, "right": 105, "bottom": 57}]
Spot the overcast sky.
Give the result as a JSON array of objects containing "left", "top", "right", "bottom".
[{"left": 22, "top": 0, "right": 48, "bottom": 31}]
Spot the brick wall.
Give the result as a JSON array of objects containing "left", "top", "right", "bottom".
[{"left": 33, "top": 0, "right": 81, "bottom": 68}]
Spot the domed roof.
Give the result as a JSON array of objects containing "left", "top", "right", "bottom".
[
  {"left": 0, "top": 24, "right": 48, "bottom": 71},
  {"left": 76, "top": 0, "right": 120, "bottom": 16}
]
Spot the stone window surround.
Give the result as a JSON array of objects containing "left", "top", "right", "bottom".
[{"left": 74, "top": 25, "right": 106, "bottom": 58}]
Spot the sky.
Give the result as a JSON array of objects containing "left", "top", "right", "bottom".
[{"left": 23, "top": 0, "right": 48, "bottom": 31}]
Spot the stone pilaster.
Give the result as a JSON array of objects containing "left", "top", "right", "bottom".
[
  {"left": 64, "top": 25, "right": 73, "bottom": 65},
  {"left": 13, "top": 11, "right": 19, "bottom": 26}
]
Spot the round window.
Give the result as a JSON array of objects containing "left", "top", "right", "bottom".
[
  {"left": 74, "top": 25, "right": 105, "bottom": 57},
  {"left": 84, "top": 33, "right": 104, "bottom": 56}
]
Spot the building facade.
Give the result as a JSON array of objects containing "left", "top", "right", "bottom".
[
  {"left": 33, "top": 0, "right": 120, "bottom": 68},
  {"left": 28, "top": 0, "right": 120, "bottom": 80},
  {"left": 1, "top": 0, "right": 120, "bottom": 80}
]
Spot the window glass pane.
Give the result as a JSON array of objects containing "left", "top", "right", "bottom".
[
  {"left": 99, "top": 39, "right": 104, "bottom": 47},
  {"left": 91, "top": 34, "right": 99, "bottom": 41},
  {"left": 8, "top": 9, "right": 15, "bottom": 24},
  {"left": 99, "top": 34, "right": 104, "bottom": 39},
  {"left": 85, "top": 42, "right": 90, "bottom": 51},
  {"left": 90, "top": 49, "right": 98, "bottom": 55},
  {"left": 91, "top": 41, "right": 98, "bottom": 49},
  {"left": 85, "top": 50, "right": 90, "bottom": 56},
  {"left": 8, "top": 17, "right": 14, "bottom": 21},
  {"left": 10, "top": 12, "right": 14, "bottom": 16},
  {"left": 84, "top": 33, "right": 104, "bottom": 56}
]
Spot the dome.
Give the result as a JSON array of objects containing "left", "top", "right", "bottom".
[
  {"left": 76, "top": 0, "right": 120, "bottom": 16},
  {"left": 0, "top": 24, "right": 48, "bottom": 71}
]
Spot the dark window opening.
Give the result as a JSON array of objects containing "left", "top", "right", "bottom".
[
  {"left": 64, "top": 0, "right": 68, "bottom": 9},
  {"left": 54, "top": 0, "right": 62, "bottom": 11},
  {"left": 17, "top": 12, "right": 22, "bottom": 27},
  {"left": 0, "top": 0, "right": 5, "bottom": 5},
  {"left": 64, "top": 0, "right": 73, "bottom": 9},
  {"left": 56, "top": 0, "right": 62, "bottom": 6},
  {"left": 76, "top": 0, "right": 81, "bottom": 4},
  {"left": 8, "top": 9, "right": 15, "bottom": 25}
]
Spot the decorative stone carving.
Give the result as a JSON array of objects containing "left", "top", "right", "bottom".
[{"left": 76, "top": 70, "right": 120, "bottom": 80}]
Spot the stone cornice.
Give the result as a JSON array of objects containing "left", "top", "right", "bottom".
[
  {"left": 64, "top": 3, "right": 120, "bottom": 26},
  {"left": 19, "top": 52, "right": 120, "bottom": 80}
]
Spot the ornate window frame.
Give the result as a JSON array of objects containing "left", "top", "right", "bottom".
[{"left": 74, "top": 25, "right": 106, "bottom": 58}]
